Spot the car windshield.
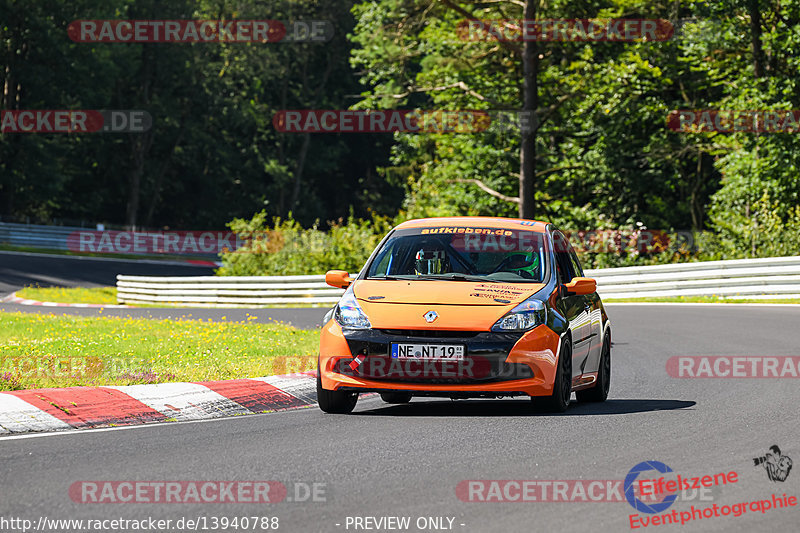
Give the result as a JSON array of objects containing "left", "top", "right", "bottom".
[{"left": 366, "top": 226, "right": 547, "bottom": 283}]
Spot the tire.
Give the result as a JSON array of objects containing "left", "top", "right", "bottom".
[
  {"left": 533, "top": 336, "right": 572, "bottom": 413},
  {"left": 380, "top": 392, "right": 412, "bottom": 404},
  {"left": 317, "top": 368, "right": 358, "bottom": 414},
  {"left": 576, "top": 334, "right": 611, "bottom": 403}
]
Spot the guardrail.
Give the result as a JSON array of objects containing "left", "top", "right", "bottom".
[
  {"left": 0, "top": 222, "right": 80, "bottom": 250},
  {"left": 586, "top": 255, "right": 800, "bottom": 299},
  {"left": 117, "top": 275, "right": 344, "bottom": 306},
  {"left": 117, "top": 255, "right": 800, "bottom": 307},
  {"left": 0, "top": 221, "right": 224, "bottom": 258}
]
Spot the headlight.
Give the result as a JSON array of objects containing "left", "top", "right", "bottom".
[
  {"left": 491, "top": 298, "right": 546, "bottom": 332},
  {"left": 334, "top": 286, "right": 371, "bottom": 329},
  {"left": 323, "top": 306, "right": 335, "bottom": 326}
]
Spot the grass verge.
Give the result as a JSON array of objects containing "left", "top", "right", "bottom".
[
  {"left": 604, "top": 295, "right": 800, "bottom": 304},
  {"left": 0, "top": 311, "right": 319, "bottom": 391},
  {"left": 16, "top": 286, "right": 118, "bottom": 304}
]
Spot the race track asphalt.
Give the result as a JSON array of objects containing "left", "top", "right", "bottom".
[
  {"left": 0, "top": 250, "right": 215, "bottom": 296},
  {"left": 1, "top": 304, "right": 798, "bottom": 533}
]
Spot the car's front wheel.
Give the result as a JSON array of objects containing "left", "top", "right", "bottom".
[
  {"left": 380, "top": 392, "right": 412, "bottom": 404},
  {"left": 533, "top": 336, "right": 572, "bottom": 413},
  {"left": 317, "top": 369, "right": 358, "bottom": 414}
]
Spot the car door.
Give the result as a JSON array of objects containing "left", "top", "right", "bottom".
[
  {"left": 567, "top": 242, "right": 602, "bottom": 376},
  {"left": 552, "top": 231, "right": 591, "bottom": 383}
]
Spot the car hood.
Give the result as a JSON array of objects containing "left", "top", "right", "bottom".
[{"left": 352, "top": 280, "right": 546, "bottom": 330}]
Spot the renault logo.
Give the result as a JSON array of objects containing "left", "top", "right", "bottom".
[{"left": 424, "top": 310, "right": 438, "bottom": 323}]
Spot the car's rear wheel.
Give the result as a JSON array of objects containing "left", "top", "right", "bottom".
[
  {"left": 317, "top": 368, "right": 358, "bottom": 414},
  {"left": 380, "top": 392, "right": 413, "bottom": 404},
  {"left": 533, "top": 336, "right": 572, "bottom": 413},
  {"left": 576, "top": 334, "right": 611, "bottom": 403}
]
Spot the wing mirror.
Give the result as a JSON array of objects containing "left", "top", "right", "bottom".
[
  {"left": 563, "top": 277, "right": 597, "bottom": 296},
  {"left": 325, "top": 270, "right": 353, "bottom": 289}
]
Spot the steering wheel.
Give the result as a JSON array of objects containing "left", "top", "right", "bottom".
[{"left": 490, "top": 255, "right": 536, "bottom": 279}]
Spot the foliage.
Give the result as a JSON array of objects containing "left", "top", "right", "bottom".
[
  {"left": 0, "top": 0, "right": 399, "bottom": 229},
  {"left": 347, "top": 0, "right": 799, "bottom": 263},
  {"left": 700, "top": 195, "right": 800, "bottom": 260},
  {"left": 3, "top": 0, "right": 799, "bottom": 266},
  {"left": 217, "top": 211, "right": 393, "bottom": 275}
]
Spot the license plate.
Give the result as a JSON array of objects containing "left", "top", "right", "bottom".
[{"left": 391, "top": 343, "right": 465, "bottom": 360}]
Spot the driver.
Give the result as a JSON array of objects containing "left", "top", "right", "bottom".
[
  {"left": 503, "top": 251, "right": 540, "bottom": 279},
  {"left": 414, "top": 247, "right": 450, "bottom": 275}
]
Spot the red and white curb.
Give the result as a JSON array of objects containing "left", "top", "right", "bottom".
[
  {"left": 1, "top": 292, "right": 128, "bottom": 308},
  {"left": 0, "top": 372, "right": 317, "bottom": 435}
]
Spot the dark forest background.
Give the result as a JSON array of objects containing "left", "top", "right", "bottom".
[{"left": 2, "top": 1, "right": 799, "bottom": 263}]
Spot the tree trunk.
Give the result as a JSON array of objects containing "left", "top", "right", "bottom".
[
  {"left": 289, "top": 53, "right": 332, "bottom": 213},
  {"left": 290, "top": 132, "right": 311, "bottom": 210},
  {"left": 143, "top": 124, "right": 184, "bottom": 228},
  {"left": 1, "top": 25, "right": 24, "bottom": 217},
  {"left": 690, "top": 151, "right": 704, "bottom": 230},
  {"left": 125, "top": 133, "right": 152, "bottom": 229},
  {"left": 748, "top": 0, "right": 764, "bottom": 77},
  {"left": 519, "top": 0, "right": 539, "bottom": 219},
  {"left": 125, "top": 42, "right": 154, "bottom": 230}
]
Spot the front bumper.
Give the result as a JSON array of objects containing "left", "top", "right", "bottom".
[{"left": 318, "top": 320, "right": 562, "bottom": 397}]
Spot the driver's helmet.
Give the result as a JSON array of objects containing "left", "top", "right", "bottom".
[
  {"left": 415, "top": 248, "right": 449, "bottom": 275},
  {"left": 505, "top": 251, "right": 540, "bottom": 278}
]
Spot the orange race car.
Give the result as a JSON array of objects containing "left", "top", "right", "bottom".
[{"left": 317, "top": 217, "right": 611, "bottom": 414}]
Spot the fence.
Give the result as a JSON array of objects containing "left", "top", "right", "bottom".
[
  {"left": 116, "top": 256, "right": 800, "bottom": 307},
  {"left": 586, "top": 255, "right": 800, "bottom": 300},
  {"left": 0, "top": 222, "right": 228, "bottom": 258},
  {"left": 0, "top": 222, "right": 80, "bottom": 251}
]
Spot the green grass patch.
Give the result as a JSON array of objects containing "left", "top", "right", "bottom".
[
  {"left": 605, "top": 295, "right": 800, "bottom": 304},
  {"left": 16, "top": 285, "right": 118, "bottom": 304},
  {"left": 0, "top": 311, "right": 320, "bottom": 391}
]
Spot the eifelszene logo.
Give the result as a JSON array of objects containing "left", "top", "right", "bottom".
[{"left": 625, "top": 461, "right": 678, "bottom": 514}]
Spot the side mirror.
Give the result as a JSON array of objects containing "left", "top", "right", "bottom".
[
  {"left": 325, "top": 270, "right": 353, "bottom": 289},
  {"left": 563, "top": 277, "right": 596, "bottom": 296}
]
